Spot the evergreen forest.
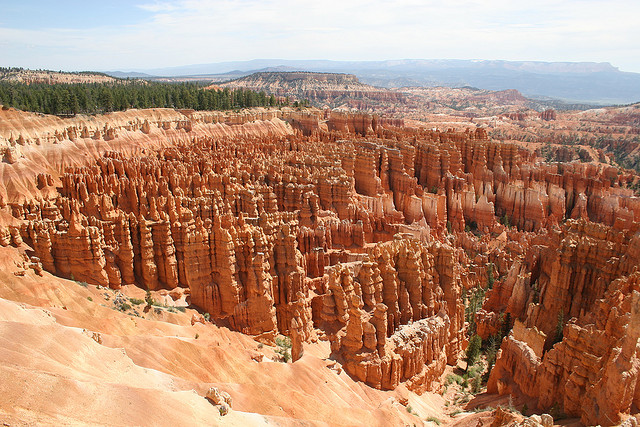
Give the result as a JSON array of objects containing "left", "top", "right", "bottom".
[{"left": 0, "top": 80, "right": 283, "bottom": 116}]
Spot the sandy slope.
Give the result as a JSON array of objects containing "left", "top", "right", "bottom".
[
  {"left": 0, "top": 246, "right": 446, "bottom": 426},
  {"left": 0, "top": 107, "right": 294, "bottom": 204}
]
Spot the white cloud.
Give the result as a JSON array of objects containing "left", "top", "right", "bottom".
[
  {"left": 137, "top": 2, "right": 180, "bottom": 12},
  {"left": 1, "top": 0, "right": 639, "bottom": 72}
]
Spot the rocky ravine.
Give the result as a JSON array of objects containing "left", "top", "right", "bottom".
[{"left": 0, "top": 105, "right": 639, "bottom": 425}]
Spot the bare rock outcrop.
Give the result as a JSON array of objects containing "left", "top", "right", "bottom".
[
  {"left": 5, "top": 106, "right": 640, "bottom": 403},
  {"left": 487, "top": 220, "right": 640, "bottom": 425},
  {"left": 316, "top": 239, "right": 467, "bottom": 391}
]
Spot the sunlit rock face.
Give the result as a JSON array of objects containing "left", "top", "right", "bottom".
[{"left": 5, "top": 105, "right": 640, "bottom": 402}]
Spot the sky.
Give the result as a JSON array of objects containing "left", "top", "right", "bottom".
[{"left": 1, "top": 0, "right": 639, "bottom": 73}]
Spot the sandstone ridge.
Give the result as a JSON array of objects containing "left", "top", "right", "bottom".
[{"left": 220, "top": 71, "right": 404, "bottom": 107}]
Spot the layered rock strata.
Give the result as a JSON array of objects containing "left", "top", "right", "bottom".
[
  {"left": 4, "top": 106, "right": 640, "bottom": 400},
  {"left": 316, "top": 238, "right": 467, "bottom": 391},
  {"left": 485, "top": 220, "right": 640, "bottom": 425}
]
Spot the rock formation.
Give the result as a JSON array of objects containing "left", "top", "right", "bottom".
[
  {"left": 315, "top": 238, "right": 467, "bottom": 391},
  {"left": 219, "top": 72, "right": 405, "bottom": 109},
  {"left": 485, "top": 220, "right": 640, "bottom": 425},
  {"left": 3, "top": 103, "right": 640, "bottom": 410}
]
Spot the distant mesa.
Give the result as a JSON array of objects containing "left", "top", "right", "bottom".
[
  {"left": 219, "top": 71, "right": 404, "bottom": 107},
  {"left": 0, "top": 68, "right": 119, "bottom": 85},
  {"left": 103, "top": 71, "right": 156, "bottom": 79},
  {"left": 127, "top": 59, "right": 640, "bottom": 104}
]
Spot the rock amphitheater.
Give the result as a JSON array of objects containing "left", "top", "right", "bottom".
[{"left": 1, "top": 105, "right": 639, "bottom": 426}]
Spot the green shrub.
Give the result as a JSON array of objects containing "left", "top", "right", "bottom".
[
  {"left": 466, "top": 334, "right": 482, "bottom": 368},
  {"left": 471, "top": 375, "right": 482, "bottom": 393},
  {"left": 426, "top": 416, "right": 441, "bottom": 425},
  {"left": 484, "top": 334, "right": 500, "bottom": 367},
  {"left": 446, "top": 374, "right": 464, "bottom": 385},
  {"left": 553, "top": 310, "right": 565, "bottom": 345},
  {"left": 145, "top": 289, "right": 154, "bottom": 306},
  {"left": 487, "top": 263, "right": 495, "bottom": 288},
  {"left": 501, "top": 214, "right": 511, "bottom": 228},
  {"left": 130, "top": 298, "right": 145, "bottom": 305},
  {"left": 465, "top": 287, "right": 486, "bottom": 336},
  {"left": 275, "top": 336, "right": 292, "bottom": 362},
  {"left": 466, "top": 364, "right": 483, "bottom": 379}
]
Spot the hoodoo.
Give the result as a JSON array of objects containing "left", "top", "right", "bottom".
[{"left": 1, "top": 82, "right": 640, "bottom": 426}]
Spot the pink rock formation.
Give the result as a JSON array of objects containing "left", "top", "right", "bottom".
[
  {"left": 5, "top": 105, "right": 640, "bottom": 403},
  {"left": 316, "top": 239, "right": 467, "bottom": 391},
  {"left": 487, "top": 220, "right": 640, "bottom": 425}
]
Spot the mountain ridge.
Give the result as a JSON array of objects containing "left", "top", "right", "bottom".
[{"left": 105, "top": 59, "right": 640, "bottom": 104}]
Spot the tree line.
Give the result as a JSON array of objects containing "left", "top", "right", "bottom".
[
  {"left": 0, "top": 81, "right": 286, "bottom": 116},
  {"left": 0, "top": 67, "right": 111, "bottom": 77}
]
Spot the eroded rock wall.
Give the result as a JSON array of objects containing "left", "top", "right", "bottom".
[
  {"left": 315, "top": 239, "right": 467, "bottom": 391},
  {"left": 5, "top": 106, "right": 640, "bottom": 401},
  {"left": 486, "top": 220, "right": 640, "bottom": 425}
]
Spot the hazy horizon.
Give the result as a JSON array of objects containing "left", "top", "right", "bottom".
[
  {"left": 1, "top": 1, "right": 639, "bottom": 73},
  {"left": 0, "top": 58, "right": 630, "bottom": 77}
]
